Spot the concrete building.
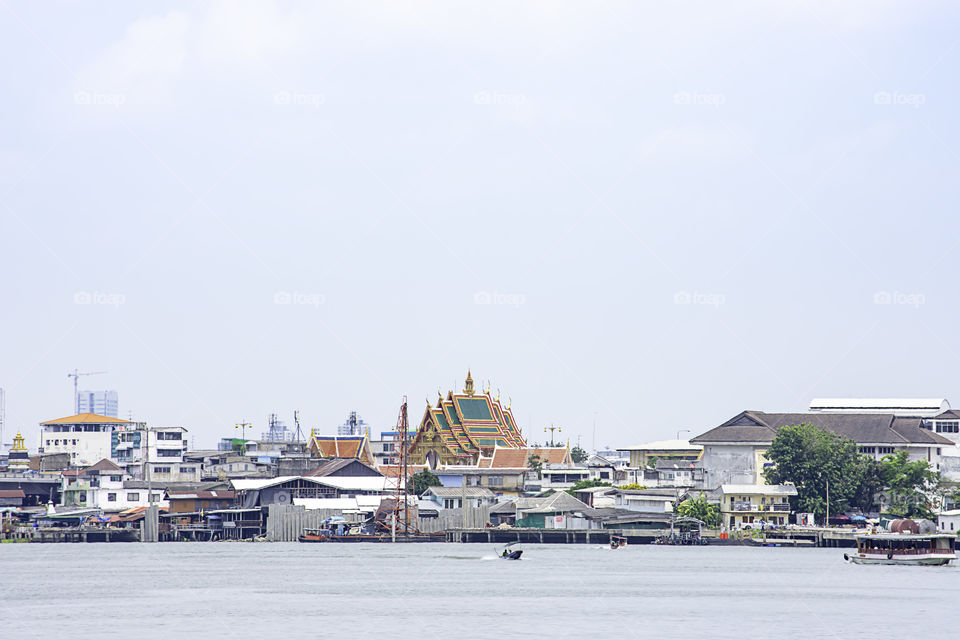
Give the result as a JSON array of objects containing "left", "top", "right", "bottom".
[
  {"left": 77, "top": 390, "right": 119, "bottom": 418},
  {"left": 421, "top": 486, "right": 496, "bottom": 510},
  {"left": 691, "top": 410, "right": 954, "bottom": 490},
  {"left": 937, "top": 509, "right": 960, "bottom": 533},
  {"left": 60, "top": 458, "right": 167, "bottom": 512},
  {"left": 715, "top": 484, "right": 797, "bottom": 530},
  {"left": 39, "top": 413, "right": 135, "bottom": 467},
  {"left": 114, "top": 426, "right": 196, "bottom": 482},
  {"left": 616, "top": 439, "right": 702, "bottom": 468}
]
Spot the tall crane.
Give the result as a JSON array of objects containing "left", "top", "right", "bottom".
[{"left": 67, "top": 369, "right": 107, "bottom": 413}]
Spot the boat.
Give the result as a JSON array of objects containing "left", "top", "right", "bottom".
[
  {"left": 498, "top": 541, "right": 522, "bottom": 560},
  {"left": 610, "top": 535, "right": 627, "bottom": 549},
  {"left": 843, "top": 534, "right": 957, "bottom": 566}
]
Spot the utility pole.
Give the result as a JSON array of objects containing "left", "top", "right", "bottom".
[
  {"left": 825, "top": 477, "right": 830, "bottom": 527},
  {"left": 235, "top": 422, "right": 252, "bottom": 455},
  {"left": 544, "top": 424, "right": 562, "bottom": 447},
  {"left": 139, "top": 423, "right": 158, "bottom": 543}
]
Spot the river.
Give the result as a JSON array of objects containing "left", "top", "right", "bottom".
[{"left": 1, "top": 543, "right": 955, "bottom": 638}]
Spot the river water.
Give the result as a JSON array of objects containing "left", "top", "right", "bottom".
[{"left": 1, "top": 543, "right": 956, "bottom": 638}]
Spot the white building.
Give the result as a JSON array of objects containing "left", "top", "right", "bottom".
[
  {"left": 938, "top": 509, "right": 960, "bottom": 533},
  {"left": 39, "top": 413, "right": 135, "bottom": 467},
  {"left": 61, "top": 459, "right": 167, "bottom": 512},
  {"left": 691, "top": 410, "right": 953, "bottom": 490},
  {"left": 116, "top": 426, "right": 196, "bottom": 482}
]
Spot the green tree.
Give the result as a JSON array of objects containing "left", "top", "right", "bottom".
[
  {"left": 675, "top": 492, "right": 722, "bottom": 528},
  {"left": 528, "top": 454, "right": 543, "bottom": 479},
  {"left": 410, "top": 470, "right": 442, "bottom": 497},
  {"left": 565, "top": 479, "right": 611, "bottom": 495},
  {"left": 763, "top": 422, "right": 865, "bottom": 523},
  {"left": 878, "top": 450, "right": 939, "bottom": 518},
  {"left": 571, "top": 446, "right": 588, "bottom": 464}
]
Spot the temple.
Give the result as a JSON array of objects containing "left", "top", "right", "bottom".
[{"left": 407, "top": 371, "right": 527, "bottom": 466}]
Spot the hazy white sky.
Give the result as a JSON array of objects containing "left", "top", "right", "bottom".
[{"left": 2, "top": 1, "right": 959, "bottom": 450}]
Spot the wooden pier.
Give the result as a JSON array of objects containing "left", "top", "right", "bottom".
[{"left": 445, "top": 527, "right": 860, "bottom": 547}]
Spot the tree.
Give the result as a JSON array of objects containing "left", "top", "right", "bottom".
[
  {"left": 878, "top": 450, "right": 939, "bottom": 518},
  {"left": 410, "top": 470, "right": 442, "bottom": 497},
  {"left": 527, "top": 454, "right": 543, "bottom": 479},
  {"left": 763, "top": 422, "right": 866, "bottom": 523},
  {"left": 675, "top": 493, "right": 722, "bottom": 528},
  {"left": 565, "top": 479, "right": 611, "bottom": 495},
  {"left": 571, "top": 446, "right": 588, "bottom": 464}
]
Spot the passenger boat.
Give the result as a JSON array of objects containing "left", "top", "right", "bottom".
[{"left": 844, "top": 534, "right": 957, "bottom": 566}]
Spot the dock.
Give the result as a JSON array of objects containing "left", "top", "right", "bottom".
[{"left": 446, "top": 527, "right": 861, "bottom": 547}]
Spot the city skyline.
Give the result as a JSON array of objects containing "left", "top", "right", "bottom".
[{"left": 3, "top": 2, "right": 960, "bottom": 450}]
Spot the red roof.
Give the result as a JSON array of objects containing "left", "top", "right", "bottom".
[{"left": 0, "top": 489, "right": 26, "bottom": 499}]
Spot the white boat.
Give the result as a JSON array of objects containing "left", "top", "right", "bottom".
[{"left": 844, "top": 533, "right": 957, "bottom": 566}]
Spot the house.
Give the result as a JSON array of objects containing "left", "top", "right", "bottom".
[
  {"left": 654, "top": 459, "right": 697, "bottom": 487},
  {"left": 937, "top": 509, "right": 960, "bottom": 533},
  {"left": 616, "top": 439, "right": 703, "bottom": 469},
  {"left": 540, "top": 460, "right": 615, "bottom": 492},
  {"left": 61, "top": 459, "right": 167, "bottom": 512},
  {"left": 571, "top": 486, "right": 617, "bottom": 508},
  {"left": 515, "top": 492, "right": 596, "bottom": 529},
  {"left": 421, "top": 486, "right": 496, "bottom": 510},
  {"left": 165, "top": 489, "right": 236, "bottom": 514},
  {"left": 0, "top": 489, "right": 25, "bottom": 507},
  {"left": 691, "top": 410, "right": 954, "bottom": 490},
  {"left": 715, "top": 484, "right": 797, "bottom": 530},
  {"left": 433, "top": 466, "right": 527, "bottom": 498},
  {"left": 614, "top": 488, "right": 679, "bottom": 513},
  {"left": 231, "top": 474, "right": 395, "bottom": 508}
]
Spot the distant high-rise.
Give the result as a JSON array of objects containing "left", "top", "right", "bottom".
[
  {"left": 262, "top": 413, "right": 294, "bottom": 442},
  {"left": 338, "top": 411, "right": 369, "bottom": 438},
  {"left": 77, "top": 390, "right": 118, "bottom": 418}
]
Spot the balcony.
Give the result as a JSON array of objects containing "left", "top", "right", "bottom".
[{"left": 732, "top": 502, "right": 792, "bottom": 512}]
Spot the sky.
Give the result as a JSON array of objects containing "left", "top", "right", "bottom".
[{"left": 2, "top": 1, "right": 960, "bottom": 451}]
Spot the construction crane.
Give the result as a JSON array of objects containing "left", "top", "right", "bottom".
[{"left": 67, "top": 369, "right": 107, "bottom": 413}]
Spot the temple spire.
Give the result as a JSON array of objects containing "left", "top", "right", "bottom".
[{"left": 464, "top": 369, "right": 475, "bottom": 396}]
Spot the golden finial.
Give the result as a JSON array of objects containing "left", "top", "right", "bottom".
[
  {"left": 496, "top": 388, "right": 501, "bottom": 402},
  {"left": 464, "top": 369, "right": 475, "bottom": 396},
  {"left": 507, "top": 396, "right": 512, "bottom": 410}
]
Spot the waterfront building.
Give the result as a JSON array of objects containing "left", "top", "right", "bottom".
[
  {"left": 407, "top": 371, "right": 526, "bottom": 467},
  {"left": 924, "top": 410, "right": 960, "bottom": 480},
  {"left": 60, "top": 458, "right": 167, "bottom": 512},
  {"left": 614, "top": 488, "right": 680, "bottom": 512},
  {"left": 433, "top": 466, "right": 527, "bottom": 498},
  {"left": 39, "top": 413, "right": 134, "bottom": 467},
  {"left": 232, "top": 473, "right": 392, "bottom": 508},
  {"left": 938, "top": 509, "right": 960, "bottom": 533},
  {"left": 77, "top": 390, "right": 119, "bottom": 418},
  {"left": 6, "top": 431, "right": 30, "bottom": 472},
  {"left": 165, "top": 489, "right": 236, "bottom": 514},
  {"left": 306, "top": 432, "right": 376, "bottom": 466},
  {"left": 691, "top": 410, "right": 954, "bottom": 491},
  {"left": 514, "top": 492, "right": 594, "bottom": 529},
  {"left": 715, "top": 484, "right": 797, "bottom": 530},
  {"left": 114, "top": 425, "right": 196, "bottom": 482},
  {"left": 615, "top": 439, "right": 703, "bottom": 468},
  {"left": 421, "top": 485, "right": 496, "bottom": 510}
]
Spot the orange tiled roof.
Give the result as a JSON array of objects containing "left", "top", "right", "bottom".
[
  {"left": 489, "top": 446, "right": 569, "bottom": 468},
  {"left": 40, "top": 413, "right": 133, "bottom": 425}
]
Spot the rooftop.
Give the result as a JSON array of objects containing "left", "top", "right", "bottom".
[
  {"left": 40, "top": 413, "right": 134, "bottom": 425},
  {"left": 423, "top": 486, "right": 495, "bottom": 499},
  {"left": 617, "top": 439, "right": 702, "bottom": 452}
]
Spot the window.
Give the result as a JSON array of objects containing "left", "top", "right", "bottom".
[
  {"left": 859, "top": 446, "right": 876, "bottom": 454},
  {"left": 179, "top": 466, "right": 194, "bottom": 474},
  {"left": 878, "top": 446, "right": 895, "bottom": 455},
  {"left": 45, "top": 440, "right": 50, "bottom": 446},
  {"left": 107, "top": 493, "right": 117, "bottom": 502},
  {"left": 936, "top": 421, "right": 959, "bottom": 433},
  {"left": 157, "top": 449, "right": 181, "bottom": 458},
  {"left": 488, "top": 475, "right": 503, "bottom": 486},
  {"left": 154, "top": 466, "right": 171, "bottom": 474},
  {"left": 127, "top": 492, "right": 140, "bottom": 501},
  {"left": 110, "top": 475, "right": 122, "bottom": 482},
  {"left": 150, "top": 493, "right": 161, "bottom": 502}
]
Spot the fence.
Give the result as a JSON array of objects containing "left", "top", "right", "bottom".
[{"left": 267, "top": 503, "right": 491, "bottom": 541}]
